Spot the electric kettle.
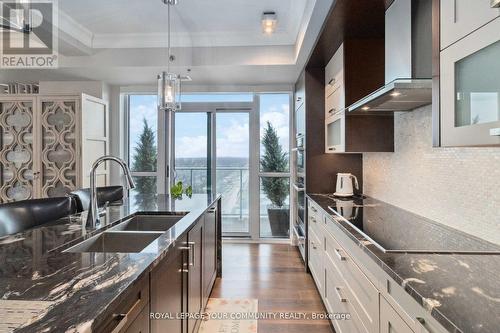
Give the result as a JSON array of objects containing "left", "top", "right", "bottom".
[{"left": 335, "top": 173, "right": 359, "bottom": 197}]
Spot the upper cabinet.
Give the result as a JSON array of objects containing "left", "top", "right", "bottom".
[
  {"left": 440, "top": 0, "right": 500, "bottom": 50},
  {"left": 439, "top": 4, "right": 500, "bottom": 146},
  {"left": 324, "top": 40, "right": 394, "bottom": 153}
]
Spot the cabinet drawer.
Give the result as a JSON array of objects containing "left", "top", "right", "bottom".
[
  {"left": 441, "top": 0, "right": 500, "bottom": 49},
  {"left": 308, "top": 226, "right": 324, "bottom": 293},
  {"left": 380, "top": 296, "right": 414, "bottom": 333},
  {"left": 325, "top": 71, "right": 343, "bottom": 97},
  {"left": 324, "top": 229, "right": 379, "bottom": 333},
  {"left": 325, "top": 85, "right": 343, "bottom": 120},
  {"left": 324, "top": 256, "right": 363, "bottom": 333},
  {"left": 97, "top": 276, "right": 150, "bottom": 333},
  {"left": 307, "top": 201, "right": 323, "bottom": 235},
  {"left": 122, "top": 304, "right": 149, "bottom": 333}
]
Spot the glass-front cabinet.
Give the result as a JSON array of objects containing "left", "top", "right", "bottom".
[
  {"left": 440, "top": 17, "right": 500, "bottom": 146},
  {"left": 325, "top": 111, "right": 345, "bottom": 152}
]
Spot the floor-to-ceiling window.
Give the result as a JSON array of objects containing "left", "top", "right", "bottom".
[
  {"left": 126, "top": 94, "right": 159, "bottom": 196},
  {"left": 259, "top": 94, "right": 291, "bottom": 238},
  {"left": 125, "top": 92, "right": 291, "bottom": 239}
]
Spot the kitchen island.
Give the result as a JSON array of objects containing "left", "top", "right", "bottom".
[{"left": 0, "top": 193, "right": 221, "bottom": 333}]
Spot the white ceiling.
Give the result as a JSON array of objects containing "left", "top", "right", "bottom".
[
  {"left": 59, "top": 0, "right": 307, "bottom": 47},
  {"left": 1, "top": 0, "right": 333, "bottom": 86}
]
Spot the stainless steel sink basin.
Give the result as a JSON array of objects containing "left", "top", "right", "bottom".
[
  {"left": 64, "top": 231, "right": 163, "bottom": 253},
  {"left": 109, "top": 214, "right": 187, "bottom": 232}
]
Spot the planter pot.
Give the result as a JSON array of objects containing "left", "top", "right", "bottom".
[{"left": 267, "top": 205, "right": 290, "bottom": 237}]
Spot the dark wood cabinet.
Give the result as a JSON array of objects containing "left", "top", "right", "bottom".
[
  {"left": 203, "top": 205, "right": 217, "bottom": 305},
  {"left": 150, "top": 234, "right": 187, "bottom": 333},
  {"left": 97, "top": 198, "right": 221, "bottom": 333},
  {"left": 95, "top": 274, "right": 150, "bottom": 333},
  {"left": 187, "top": 216, "right": 204, "bottom": 333}
]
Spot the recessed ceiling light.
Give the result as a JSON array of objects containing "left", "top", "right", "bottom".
[
  {"left": 262, "top": 12, "right": 277, "bottom": 34},
  {"left": 361, "top": 106, "right": 370, "bottom": 111}
]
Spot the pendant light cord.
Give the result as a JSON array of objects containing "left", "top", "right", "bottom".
[{"left": 167, "top": 2, "right": 171, "bottom": 73}]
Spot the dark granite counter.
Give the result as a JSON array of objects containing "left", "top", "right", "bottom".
[
  {"left": 0, "top": 193, "right": 220, "bottom": 333},
  {"left": 307, "top": 193, "right": 500, "bottom": 333}
]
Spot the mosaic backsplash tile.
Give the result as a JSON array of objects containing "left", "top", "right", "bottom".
[{"left": 363, "top": 105, "right": 500, "bottom": 245}]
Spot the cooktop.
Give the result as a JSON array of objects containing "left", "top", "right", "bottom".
[{"left": 321, "top": 194, "right": 500, "bottom": 254}]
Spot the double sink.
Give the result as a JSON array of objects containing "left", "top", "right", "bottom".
[{"left": 65, "top": 213, "right": 187, "bottom": 253}]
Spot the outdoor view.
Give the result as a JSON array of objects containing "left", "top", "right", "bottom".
[{"left": 128, "top": 93, "right": 290, "bottom": 238}]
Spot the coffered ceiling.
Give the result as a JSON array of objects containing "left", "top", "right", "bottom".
[{"left": 0, "top": 0, "right": 334, "bottom": 86}]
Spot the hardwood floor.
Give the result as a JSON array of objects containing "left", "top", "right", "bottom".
[{"left": 210, "top": 243, "right": 334, "bottom": 333}]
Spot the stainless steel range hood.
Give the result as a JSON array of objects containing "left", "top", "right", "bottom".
[{"left": 349, "top": 0, "right": 432, "bottom": 113}]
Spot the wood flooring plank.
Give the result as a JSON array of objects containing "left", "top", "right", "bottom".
[{"left": 213, "top": 243, "right": 335, "bottom": 333}]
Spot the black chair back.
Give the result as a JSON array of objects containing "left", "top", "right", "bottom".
[
  {"left": 70, "top": 186, "right": 124, "bottom": 212},
  {"left": 0, "top": 197, "right": 76, "bottom": 237}
]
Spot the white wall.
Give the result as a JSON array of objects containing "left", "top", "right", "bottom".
[{"left": 363, "top": 105, "right": 500, "bottom": 245}]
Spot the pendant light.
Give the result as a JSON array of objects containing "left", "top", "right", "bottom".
[{"left": 158, "top": 0, "right": 181, "bottom": 111}]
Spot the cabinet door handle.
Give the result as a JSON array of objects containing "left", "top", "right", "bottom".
[
  {"left": 334, "top": 287, "right": 347, "bottom": 303},
  {"left": 328, "top": 108, "right": 336, "bottom": 114},
  {"left": 112, "top": 294, "right": 142, "bottom": 333},
  {"left": 187, "top": 241, "right": 195, "bottom": 266},
  {"left": 490, "top": 128, "right": 500, "bottom": 136},
  {"left": 310, "top": 216, "right": 316, "bottom": 223},
  {"left": 328, "top": 78, "right": 335, "bottom": 85},
  {"left": 335, "top": 248, "right": 346, "bottom": 261},
  {"left": 207, "top": 207, "right": 216, "bottom": 213},
  {"left": 416, "top": 317, "right": 432, "bottom": 333},
  {"left": 311, "top": 206, "right": 317, "bottom": 213},
  {"left": 328, "top": 147, "right": 336, "bottom": 151}
]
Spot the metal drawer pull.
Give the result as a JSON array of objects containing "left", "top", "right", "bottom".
[
  {"left": 328, "top": 78, "right": 335, "bottom": 85},
  {"left": 311, "top": 206, "right": 317, "bottom": 213},
  {"left": 311, "top": 241, "right": 317, "bottom": 249},
  {"left": 335, "top": 287, "right": 347, "bottom": 303},
  {"left": 416, "top": 317, "right": 432, "bottom": 333},
  {"left": 328, "top": 147, "right": 336, "bottom": 151},
  {"left": 490, "top": 128, "right": 500, "bottom": 136},
  {"left": 310, "top": 216, "right": 317, "bottom": 223},
  {"left": 187, "top": 241, "right": 195, "bottom": 266},
  {"left": 335, "top": 248, "right": 346, "bottom": 261},
  {"left": 328, "top": 108, "right": 336, "bottom": 114},
  {"left": 112, "top": 294, "right": 142, "bottom": 333}
]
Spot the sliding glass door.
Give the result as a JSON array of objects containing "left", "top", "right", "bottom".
[
  {"left": 216, "top": 112, "right": 250, "bottom": 235},
  {"left": 173, "top": 100, "right": 253, "bottom": 237}
]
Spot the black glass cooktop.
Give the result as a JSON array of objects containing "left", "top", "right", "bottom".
[{"left": 319, "top": 194, "right": 500, "bottom": 254}]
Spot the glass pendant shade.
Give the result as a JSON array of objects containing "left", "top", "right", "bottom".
[{"left": 158, "top": 71, "right": 181, "bottom": 111}]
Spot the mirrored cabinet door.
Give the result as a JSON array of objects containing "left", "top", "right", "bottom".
[
  {"left": 441, "top": 18, "right": 500, "bottom": 146},
  {"left": 0, "top": 98, "right": 36, "bottom": 203}
]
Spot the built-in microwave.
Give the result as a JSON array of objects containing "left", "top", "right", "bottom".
[{"left": 295, "top": 136, "right": 305, "bottom": 174}]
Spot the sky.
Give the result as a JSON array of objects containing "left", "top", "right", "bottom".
[{"left": 129, "top": 93, "right": 290, "bottom": 167}]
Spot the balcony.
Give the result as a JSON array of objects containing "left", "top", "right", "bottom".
[{"left": 176, "top": 167, "right": 288, "bottom": 238}]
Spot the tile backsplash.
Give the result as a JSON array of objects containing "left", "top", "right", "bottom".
[{"left": 363, "top": 105, "right": 500, "bottom": 245}]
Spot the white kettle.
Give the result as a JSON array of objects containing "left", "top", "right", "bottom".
[{"left": 334, "top": 173, "right": 359, "bottom": 197}]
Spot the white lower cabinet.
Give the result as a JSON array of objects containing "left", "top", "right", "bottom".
[
  {"left": 380, "top": 296, "right": 415, "bottom": 333},
  {"left": 306, "top": 201, "right": 445, "bottom": 333},
  {"left": 308, "top": 226, "right": 324, "bottom": 294}
]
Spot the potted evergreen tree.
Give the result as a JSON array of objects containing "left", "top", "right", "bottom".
[{"left": 261, "top": 122, "right": 289, "bottom": 237}]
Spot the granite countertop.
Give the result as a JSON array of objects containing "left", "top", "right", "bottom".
[
  {"left": 307, "top": 193, "right": 500, "bottom": 333},
  {"left": 0, "top": 193, "right": 220, "bottom": 333}
]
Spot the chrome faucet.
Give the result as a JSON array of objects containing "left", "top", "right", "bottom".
[{"left": 86, "top": 156, "right": 135, "bottom": 228}]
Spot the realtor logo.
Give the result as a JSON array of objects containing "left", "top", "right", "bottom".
[{"left": 0, "top": 0, "right": 58, "bottom": 68}]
